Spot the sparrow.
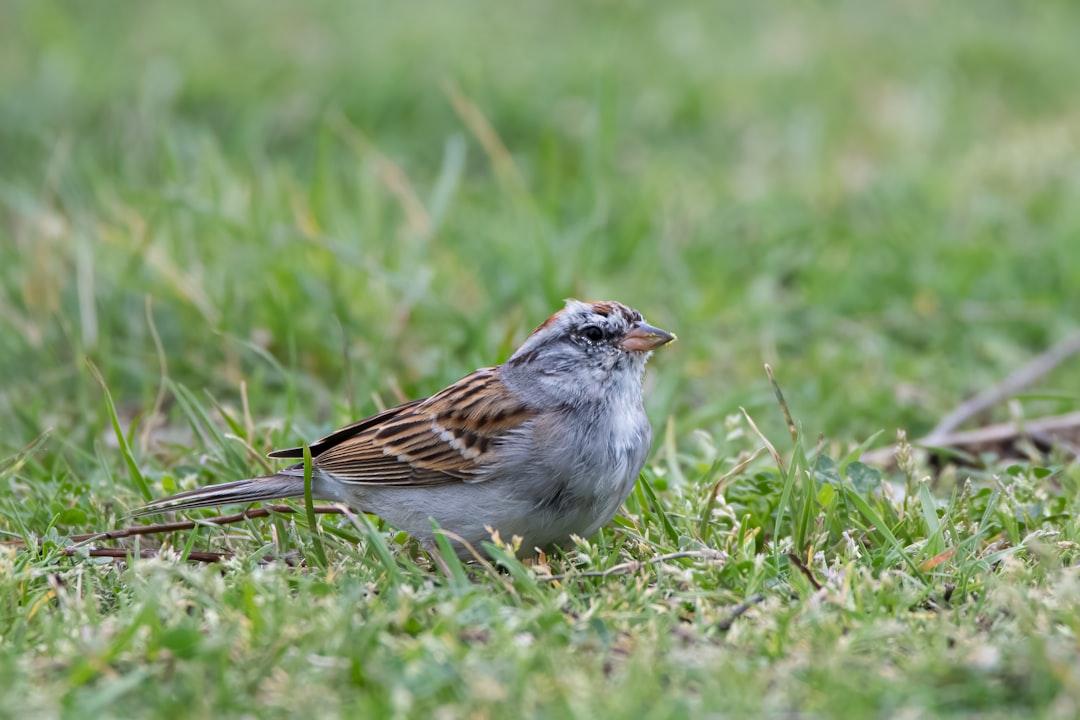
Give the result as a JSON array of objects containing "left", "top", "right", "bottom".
[{"left": 138, "top": 300, "right": 675, "bottom": 559}]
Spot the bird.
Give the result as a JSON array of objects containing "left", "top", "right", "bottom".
[{"left": 137, "top": 299, "right": 675, "bottom": 560}]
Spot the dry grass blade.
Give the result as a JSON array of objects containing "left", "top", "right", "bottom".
[
  {"left": 740, "top": 407, "right": 785, "bottom": 474},
  {"left": 699, "top": 447, "right": 768, "bottom": 540},
  {"left": 765, "top": 364, "right": 798, "bottom": 443},
  {"left": 138, "top": 295, "right": 169, "bottom": 455},
  {"left": 434, "top": 528, "right": 518, "bottom": 594},
  {"left": 326, "top": 109, "right": 433, "bottom": 237},
  {"left": 709, "top": 447, "right": 768, "bottom": 504},
  {"left": 443, "top": 80, "right": 525, "bottom": 194}
]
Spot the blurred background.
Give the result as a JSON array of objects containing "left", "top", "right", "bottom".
[{"left": 2, "top": 1, "right": 1079, "bottom": 487}]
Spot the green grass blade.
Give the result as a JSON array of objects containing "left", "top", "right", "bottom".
[
  {"left": 87, "top": 359, "right": 151, "bottom": 501},
  {"left": 843, "top": 486, "right": 925, "bottom": 582},
  {"left": 636, "top": 471, "right": 679, "bottom": 547},
  {"left": 302, "top": 443, "right": 328, "bottom": 569},
  {"left": 431, "top": 521, "right": 470, "bottom": 589}
]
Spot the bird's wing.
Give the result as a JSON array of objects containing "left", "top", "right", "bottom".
[
  {"left": 267, "top": 401, "right": 427, "bottom": 460},
  {"left": 275, "top": 367, "right": 534, "bottom": 487}
]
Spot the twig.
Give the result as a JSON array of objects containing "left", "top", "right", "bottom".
[
  {"left": 1029, "top": 429, "right": 1080, "bottom": 457},
  {"left": 862, "top": 411, "right": 1080, "bottom": 466},
  {"left": 786, "top": 552, "right": 823, "bottom": 590},
  {"left": 862, "top": 333, "right": 1080, "bottom": 467},
  {"left": 928, "top": 411, "right": 1080, "bottom": 449},
  {"left": 716, "top": 593, "right": 765, "bottom": 631},
  {"left": 927, "top": 333, "right": 1080, "bottom": 441},
  {"left": 62, "top": 547, "right": 227, "bottom": 563},
  {"left": 536, "top": 550, "right": 725, "bottom": 583}
]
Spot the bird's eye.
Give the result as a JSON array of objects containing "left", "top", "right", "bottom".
[{"left": 581, "top": 326, "right": 604, "bottom": 343}]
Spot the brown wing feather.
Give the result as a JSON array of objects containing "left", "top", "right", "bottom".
[
  {"left": 300, "top": 367, "right": 534, "bottom": 486},
  {"left": 267, "top": 401, "right": 425, "bottom": 459}
]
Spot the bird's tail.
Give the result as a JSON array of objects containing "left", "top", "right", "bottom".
[{"left": 133, "top": 473, "right": 310, "bottom": 516}]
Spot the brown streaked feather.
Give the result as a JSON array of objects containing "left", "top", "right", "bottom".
[
  {"left": 585, "top": 300, "right": 642, "bottom": 324},
  {"left": 267, "top": 401, "right": 425, "bottom": 459},
  {"left": 296, "top": 367, "right": 534, "bottom": 486}
]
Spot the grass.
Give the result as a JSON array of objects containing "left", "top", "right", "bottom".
[{"left": 3, "top": 0, "right": 1080, "bottom": 717}]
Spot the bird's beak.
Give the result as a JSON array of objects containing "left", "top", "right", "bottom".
[{"left": 621, "top": 322, "right": 676, "bottom": 353}]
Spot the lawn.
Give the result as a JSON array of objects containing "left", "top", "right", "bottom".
[{"left": 3, "top": 1, "right": 1080, "bottom": 717}]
